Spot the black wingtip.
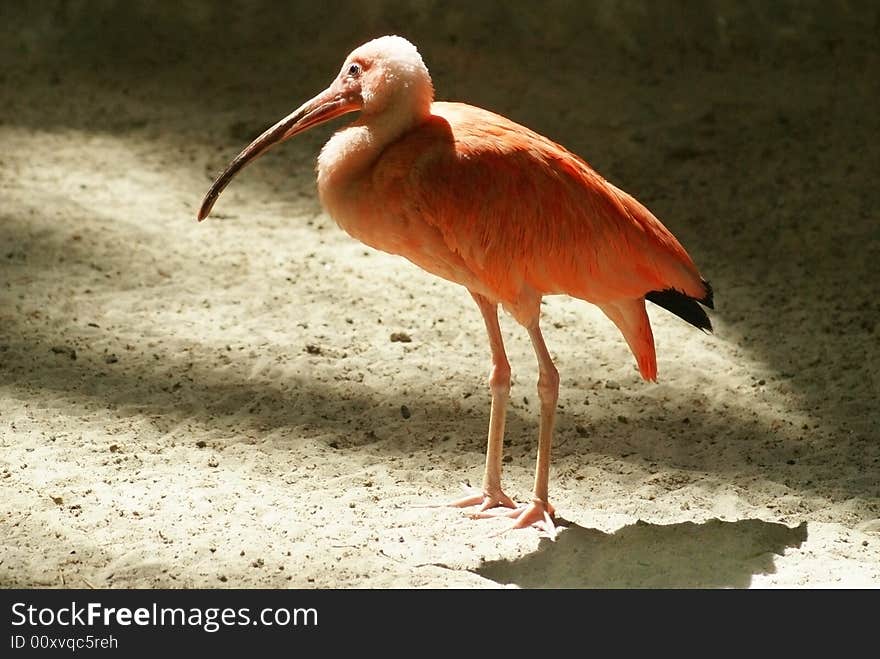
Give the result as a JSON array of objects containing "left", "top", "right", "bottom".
[
  {"left": 646, "top": 287, "right": 713, "bottom": 333},
  {"left": 700, "top": 279, "right": 714, "bottom": 309}
]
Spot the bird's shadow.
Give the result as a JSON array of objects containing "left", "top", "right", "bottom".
[{"left": 475, "top": 517, "right": 808, "bottom": 588}]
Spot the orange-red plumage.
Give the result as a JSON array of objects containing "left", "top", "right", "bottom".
[
  {"left": 347, "top": 102, "right": 708, "bottom": 380},
  {"left": 198, "top": 36, "right": 713, "bottom": 536}
]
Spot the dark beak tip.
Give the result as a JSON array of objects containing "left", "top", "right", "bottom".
[{"left": 197, "top": 197, "right": 215, "bottom": 222}]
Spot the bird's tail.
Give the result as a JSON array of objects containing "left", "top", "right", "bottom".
[
  {"left": 645, "top": 279, "right": 714, "bottom": 332},
  {"left": 599, "top": 299, "right": 657, "bottom": 382}
]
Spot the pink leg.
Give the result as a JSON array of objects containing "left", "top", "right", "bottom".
[
  {"left": 473, "top": 319, "right": 559, "bottom": 538},
  {"left": 514, "top": 321, "right": 559, "bottom": 536},
  {"left": 447, "top": 293, "right": 516, "bottom": 512}
]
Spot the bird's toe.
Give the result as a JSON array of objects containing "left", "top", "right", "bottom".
[
  {"left": 478, "top": 499, "right": 559, "bottom": 540},
  {"left": 448, "top": 483, "right": 517, "bottom": 511}
]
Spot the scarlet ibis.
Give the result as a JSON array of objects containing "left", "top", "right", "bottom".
[{"left": 198, "top": 36, "right": 713, "bottom": 537}]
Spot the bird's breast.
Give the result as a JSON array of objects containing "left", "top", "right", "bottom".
[
  {"left": 322, "top": 176, "right": 473, "bottom": 286},
  {"left": 317, "top": 135, "right": 488, "bottom": 296}
]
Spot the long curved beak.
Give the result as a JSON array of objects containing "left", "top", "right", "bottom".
[{"left": 198, "top": 87, "right": 359, "bottom": 221}]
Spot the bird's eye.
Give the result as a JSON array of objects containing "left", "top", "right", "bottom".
[{"left": 348, "top": 63, "right": 361, "bottom": 77}]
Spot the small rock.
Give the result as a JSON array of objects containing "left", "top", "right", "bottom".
[
  {"left": 196, "top": 440, "right": 207, "bottom": 449},
  {"left": 390, "top": 332, "right": 412, "bottom": 343},
  {"left": 305, "top": 344, "right": 322, "bottom": 355},
  {"left": 400, "top": 405, "right": 411, "bottom": 419},
  {"left": 605, "top": 380, "right": 620, "bottom": 390},
  {"left": 51, "top": 345, "right": 77, "bottom": 360},
  {"left": 104, "top": 354, "right": 118, "bottom": 364}
]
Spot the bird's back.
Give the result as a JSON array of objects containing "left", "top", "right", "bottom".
[{"left": 367, "top": 101, "right": 706, "bottom": 320}]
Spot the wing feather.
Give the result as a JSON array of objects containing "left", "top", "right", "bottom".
[{"left": 372, "top": 102, "right": 704, "bottom": 307}]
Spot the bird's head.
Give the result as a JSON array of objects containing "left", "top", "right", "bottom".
[
  {"left": 339, "top": 35, "right": 434, "bottom": 117},
  {"left": 198, "top": 35, "right": 433, "bottom": 221}
]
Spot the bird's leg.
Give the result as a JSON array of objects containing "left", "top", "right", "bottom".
[
  {"left": 529, "top": 320, "right": 558, "bottom": 501},
  {"left": 513, "top": 320, "right": 559, "bottom": 536},
  {"left": 476, "top": 320, "right": 559, "bottom": 536},
  {"left": 447, "top": 293, "right": 516, "bottom": 512},
  {"left": 469, "top": 318, "right": 559, "bottom": 538}
]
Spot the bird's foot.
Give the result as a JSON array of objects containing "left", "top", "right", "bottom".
[
  {"left": 447, "top": 483, "right": 517, "bottom": 512},
  {"left": 413, "top": 483, "right": 516, "bottom": 512},
  {"left": 473, "top": 498, "right": 558, "bottom": 540}
]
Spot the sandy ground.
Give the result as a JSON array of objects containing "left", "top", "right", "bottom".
[{"left": 1, "top": 3, "right": 878, "bottom": 588}]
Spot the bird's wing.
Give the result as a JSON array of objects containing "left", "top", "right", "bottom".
[{"left": 373, "top": 102, "right": 705, "bottom": 306}]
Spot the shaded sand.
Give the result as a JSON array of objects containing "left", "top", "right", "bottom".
[{"left": 1, "top": 2, "right": 878, "bottom": 587}]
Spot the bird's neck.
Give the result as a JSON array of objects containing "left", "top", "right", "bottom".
[{"left": 317, "top": 97, "right": 430, "bottom": 201}]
